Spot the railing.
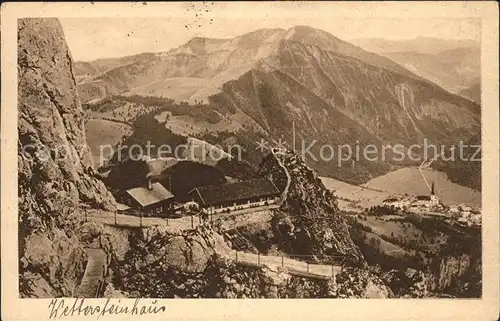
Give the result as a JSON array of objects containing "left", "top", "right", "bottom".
[
  {"left": 85, "top": 210, "right": 348, "bottom": 285},
  {"left": 88, "top": 209, "right": 186, "bottom": 228},
  {"left": 90, "top": 206, "right": 276, "bottom": 230},
  {"left": 77, "top": 232, "right": 110, "bottom": 298},
  {"left": 95, "top": 280, "right": 104, "bottom": 298},
  {"left": 231, "top": 250, "right": 346, "bottom": 280},
  {"left": 95, "top": 250, "right": 110, "bottom": 298}
]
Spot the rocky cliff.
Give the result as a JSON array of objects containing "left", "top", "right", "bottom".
[
  {"left": 376, "top": 253, "right": 481, "bottom": 298},
  {"left": 427, "top": 251, "right": 481, "bottom": 297},
  {"left": 260, "top": 150, "right": 366, "bottom": 266},
  {"left": 104, "top": 224, "right": 390, "bottom": 298},
  {"left": 346, "top": 213, "right": 482, "bottom": 297},
  {"left": 18, "top": 18, "right": 116, "bottom": 297}
]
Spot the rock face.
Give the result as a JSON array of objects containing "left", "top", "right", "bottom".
[
  {"left": 110, "top": 225, "right": 390, "bottom": 298},
  {"left": 260, "top": 150, "right": 366, "bottom": 266},
  {"left": 381, "top": 268, "right": 429, "bottom": 298},
  {"left": 18, "top": 18, "right": 116, "bottom": 297},
  {"left": 113, "top": 225, "right": 232, "bottom": 296},
  {"left": 117, "top": 225, "right": 232, "bottom": 275},
  {"left": 426, "top": 253, "right": 482, "bottom": 297}
]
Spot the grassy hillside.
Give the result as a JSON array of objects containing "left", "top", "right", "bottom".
[
  {"left": 124, "top": 77, "right": 217, "bottom": 103},
  {"left": 459, "top": 83, "right": 481, "bottom": 104},
  {"left": 320, "top": 176, "right": 390, "bottom": 212},
  {"left": 85, "top": 119, "right": 132, "bottom": 168}
]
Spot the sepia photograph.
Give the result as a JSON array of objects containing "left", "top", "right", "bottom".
[{"left": 2, "top": 2, "right": 499, "bottom": 320}]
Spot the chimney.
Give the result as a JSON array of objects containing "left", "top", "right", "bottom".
[{"left": 431, "top": 182, "right": 435, "bottom": 195}]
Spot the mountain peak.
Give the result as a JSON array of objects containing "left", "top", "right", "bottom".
[
  {"left": 284, "top": 25, "right": 335, "bottom": 41},
  {"left": 287, "top": 25, "right": 319, "bottom": 32},
  {"left": 233, "top": 28, "right": 286, "bottom": 47}
]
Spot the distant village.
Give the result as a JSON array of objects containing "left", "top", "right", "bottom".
[{"left": 380, "top": 182, "right": 481, "bottom": 227}]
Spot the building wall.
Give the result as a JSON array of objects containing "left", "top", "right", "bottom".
[
  {"left": 118, "top": 196, "right": 174, "bottom": 216},
  {"left": 118, "top": 193, "right": 135, "bottom": 208},
  {"left": 201, "top": 196, "right": 279, "bottom": 214},
  {"left": 143, "top": 200, "right": 174, "bottom": 216}
]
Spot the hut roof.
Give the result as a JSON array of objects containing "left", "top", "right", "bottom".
[
  {"left": 189, "top": 178, "right": 280, "bottom": 206},
  {"left": 126, "top": 182, "right": 174, "bottom": 207}
]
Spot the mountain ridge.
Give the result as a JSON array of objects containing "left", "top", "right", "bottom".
[
  {"left": 78, "top": 25, "right": 480, "bottom": 187},
  {"left": 207, "top": 39, "right": 479, "bottom": 144},
  {"left": 351, "top": 37, "right": 480, "bottom": 55},
  {"left": 74, "top": 25, "right": 428, "bottom": 104}
]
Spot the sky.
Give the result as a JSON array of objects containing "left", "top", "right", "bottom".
[{"left": 59, "top": 2, "right": 481, "bottom": 62}]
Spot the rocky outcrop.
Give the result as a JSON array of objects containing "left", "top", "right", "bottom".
[
  {"left": 430, "top": 254, "right": 474, "bottom": 290},
  {"left": 331, "top": 267, "right": 393, "bottom": 298},
  {"left": 260, "top": 151, "right": 366, "bottom": 266},
  {"left": 113, "top": 257, "right": 392, "bottom": 298},
  {"left": 425, "top": 253, "right": 481, "bottom": 297},
  {"left": 20, "top": 229, "right": 88, "bottom": 298},
  {"left": 380, "top": 256, "right": 481, "bottom": 299},
  {"left": 347, "top": 213, "right": 482, "bottom": 298},
  {"left": 18, "top": 18, "right": 116, "bottom": 297},
  {"left": 381, "top": 268, "right": 429, "bottom": 298},
  {"left": 108, "top": 224, "right": 390, "bottom": 298},
  {"left": 114, "top": 224, "right": 232, "bottom": 282}
]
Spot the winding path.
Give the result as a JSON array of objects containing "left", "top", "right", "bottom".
[{"left": 272, "top": 149, "right": 292, "bottom": 205}]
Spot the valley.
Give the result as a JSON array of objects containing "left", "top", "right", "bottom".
[
  {"left": 77, "top": 26, "right": 481, "bottom": 190},
  {"left": 362, "top": 167, "right": 481, "bottom": 209}
]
